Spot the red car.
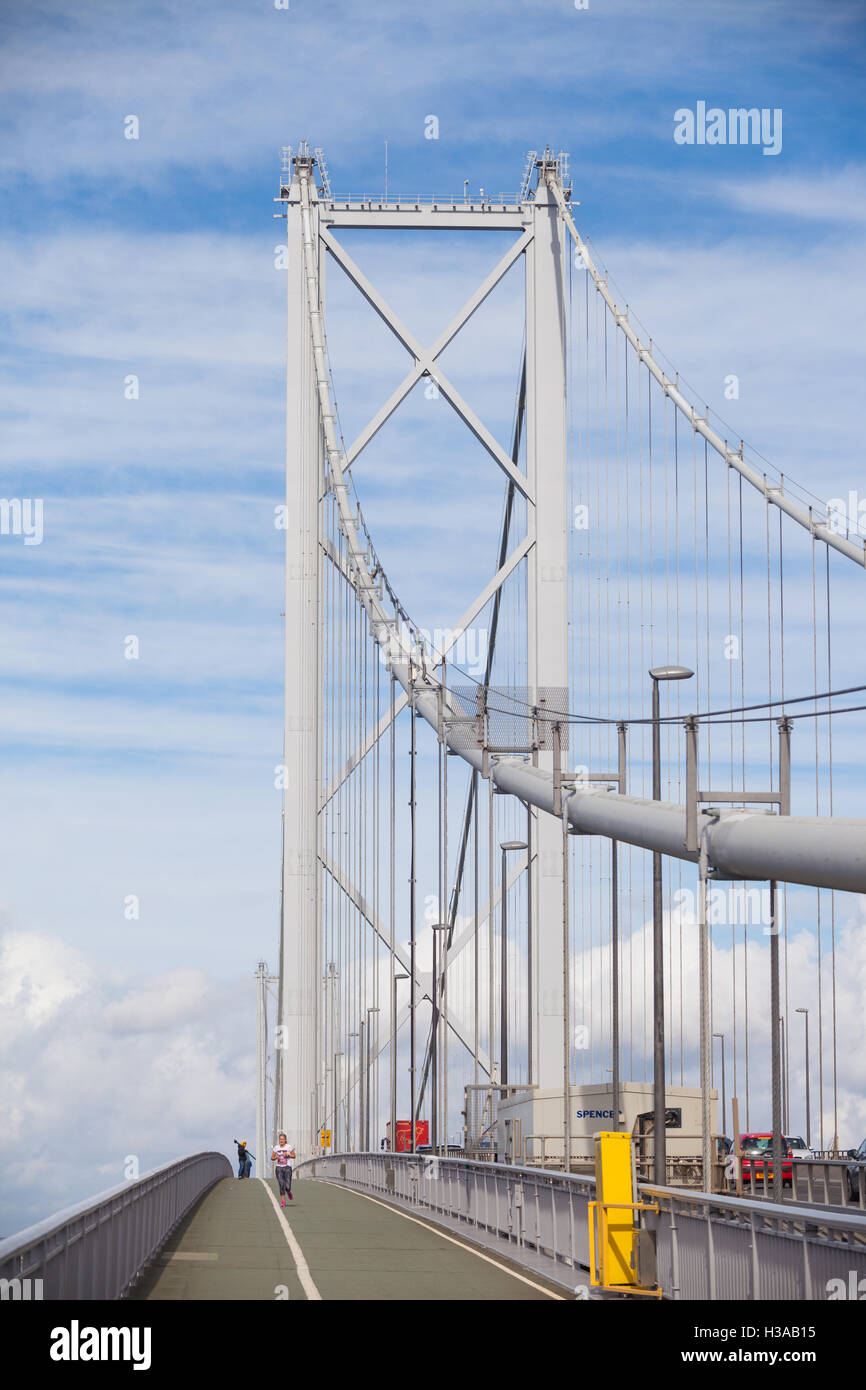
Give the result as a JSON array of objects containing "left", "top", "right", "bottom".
[{"left": 739, "top": 1133, "right": 793, "bottom": 1187}]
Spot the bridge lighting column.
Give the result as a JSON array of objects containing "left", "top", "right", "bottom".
[
  {"left": 431, "top": 924, "right": 448, "bottom": 1151},
  {"left": 333, "top": 1050, "right": 342, "bottom": 1152},
  {"left": 796, "top": 1007, "right": 811, "bottom": 1149},
  {"left": 780, "top": 1013, "right": 787, "bottom": 1134},
  {"left": 713, "top": 1031, "right": 727, "bottom": 1138},
  {"left": 365, "top": 1007, "right": 380, "bottom": 1150},
  {"left": 500, "top": 843, "right": 528, "bottom": 1089},
  {"left": 390, "top": 973, "right": 409, "bottom": 1151},
  {"left": 347, "top": 1031, "right": 359, "bottom": 1150},
  {"left": 770, "top": 890, "right": 784, "bottom": 1200},
  {"left": 359, "top": 1020, "right": 366, "bottom": 1150},
  {"left": 649, "top": 665, "right": 693, "bottom": 1185}
]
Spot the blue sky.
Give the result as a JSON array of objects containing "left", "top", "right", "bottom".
[{"left": 1, "top": 0, "right": 865, "bottom": 1233}]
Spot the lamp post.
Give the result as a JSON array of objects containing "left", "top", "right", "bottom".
[
  {"left": 500, "top": 842, "right": 528, "bottom": 1088},
  {"left": 391, "top": 973, "right": 409, "bottom": 1152},
  {"left": 358, "top": 1021, "right": 366, "bottom": 1150},
  {"left": 347, "top": 1032, "right": 359, "bottom": 1151},
  {"left": 779, "top": 1014, "right": 787, "bottom": 1134},
  {"left": 796, "top": 1007, "right": 811, "bottom": 1148},
  {"left": 649, "top": 664, "right": 693, "bottom": 1185},
  {"left": 333, "top": 1051, "right": 343, "bottom": 1153},
  {"left": 713, "top": 1032, "right": 727, "bottom": 1137},
  {"left": 324, "top": 961, "right": 338, "bottom": 1154},
  {"left": 365, "top": 1006, "right": 380, "bottom": 1150},
  {"left": 431, "top": 924, "right": 448, "bottom": 1152}
]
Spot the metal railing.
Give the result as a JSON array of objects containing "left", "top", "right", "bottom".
[
  {"left": 296, "top": 1152, "right": 866, "bottom": 1300},
  {"left": 645, "top": 1181, "right": 866, "bottom": 1300},
  {"left": 794, "top": 1158, "right": 866, "bottom": 1210},
  {"left": 521, "top": 1136, "right": 725, "bottom": 1191},
  {"left": 0, "top": 1151, "right": 231, "bottom": 1300},
  {"left": 713, "top": 1157, "right": 866, "bottom": 1208},
  {"left": 325, "top": 193, "right": 524, "bottom": 208}
]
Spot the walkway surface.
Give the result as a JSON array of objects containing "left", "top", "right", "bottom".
[{"left": 131, "top": 1175, "right": 562, "bottom": 1300}]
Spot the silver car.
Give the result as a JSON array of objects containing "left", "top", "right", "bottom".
[{"left": 785, "top": 1134, "right": 813, "bottom": 1161}]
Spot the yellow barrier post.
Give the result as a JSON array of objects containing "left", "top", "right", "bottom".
[{"left": 588, "top": 1130, "right": 661, "bottom": 1298}]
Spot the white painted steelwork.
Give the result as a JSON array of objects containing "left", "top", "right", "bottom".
[
  {"left": 279, "top": 143, "right": 866, "bottom": 1172},
  {"left": 283, "top": 152, "right": 866, "bottom": 976},
  {"left": 547, "top": 177, "right": 866, "bottom": 569}
]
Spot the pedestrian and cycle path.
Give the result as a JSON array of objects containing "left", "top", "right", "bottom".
[{"left": 132, "top": 1174, "right": 563, "bottom": 1301}]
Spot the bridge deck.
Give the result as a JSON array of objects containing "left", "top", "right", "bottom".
[{"left": 131, "top": 1176, "right": 562, "bottom": 1301}]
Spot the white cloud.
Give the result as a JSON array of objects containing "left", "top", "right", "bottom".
[
  {"left": 1, "top": 232, "right": 281, "bottom": 368},
  {"left": 386, "top": 879, "right": 866, "bottom": 1150},
  {"left": 713, "top": 165, "right": 866, "bottom": 226},
  {"left": 0, "top": 930, "right": 93, "bottom": 1035},
  {"left": 577, "top": 230, "right": 866, "bottom": 495},
  {"left": 0, "top": 927, "right": 255, "bottom": 1235},
  {"left": 564, "top": 888, "right": 866, "bottom": 1147},
  {"left": 3, "top": 0, "right": 855, "bottom": 190},
  {"left": 103, "top": 968, "right": 212, "bottom": 1033}
]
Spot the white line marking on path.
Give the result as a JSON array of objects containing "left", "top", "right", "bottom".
[
  {"left": 319, "top": 1179, "right": 564, "bottom": 1300},
  {"left": 258, "top": 1177, "right": 322, "bottom": 1301}
]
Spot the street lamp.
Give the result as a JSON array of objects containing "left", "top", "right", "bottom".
[
  {"left": 358, "top": 1021, "right": 366, "bottom": 1151},
  {"left": 430, "top": 924, "right": 449, "bottom": 1151},
  {"left": 713, "top": 1032, "right": 727, "bottom": 1137},
  {"left": 649, "top": 664, "right": 694, "bottom": 1185},
  {"left": 779, "top": 1014, "right": 787, "bottom": 1134},
  {"left": 796, "top": 1007, "right": 811, "bottom": 1148},
  {"left": 333, "top": 1050, "right": 343, "bottom": 1150},
  {"left": 347, "top": 1032, "right": 359, "bottom": 1151},
  {"left": 323, "top": 962, "right": 338, "bottom": 1150},
  {"left": 333, "top": 1050, "right": 343, "bottom": 1152},
  {"left": 391, "top": 973, "right": 409, "bottom": 1153},
  {"left": 500, "top": 842, "right": 528, "bottom": 1088},
  {"left": 365, "top": 1006, "right": 380, "bottom": 1150}
]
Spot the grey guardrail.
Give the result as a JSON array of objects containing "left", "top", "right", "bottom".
[
  {"left": 297, "top": 1152, "right": 866, "bottom": 1300},
  {"left": 0, "top": 1151, "right": 231, "bottom": 1300}
]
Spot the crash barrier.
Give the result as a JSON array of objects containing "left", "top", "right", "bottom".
[
  {"left": 296, "top": 1151, "right": 866, "bottom": 1299},
  {"left": 0, "top": 1151, "right": 232, "bottom": 1300}
]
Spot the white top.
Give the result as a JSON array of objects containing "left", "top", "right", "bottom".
[{"left": 272, "top": 1143, "right": 294, "bottom": 1166}]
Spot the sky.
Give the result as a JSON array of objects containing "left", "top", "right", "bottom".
[{"left": 1, "top": 0, "right": 866, "bottom": 1235}]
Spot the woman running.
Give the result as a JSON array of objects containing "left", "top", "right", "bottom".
[{"left": 271, "top": 1133, "right": 295, "bottom": 1206}]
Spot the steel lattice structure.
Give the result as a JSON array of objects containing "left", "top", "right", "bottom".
[{"left": 271, "top": 144, "right": 866, "bottom": 1178}]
